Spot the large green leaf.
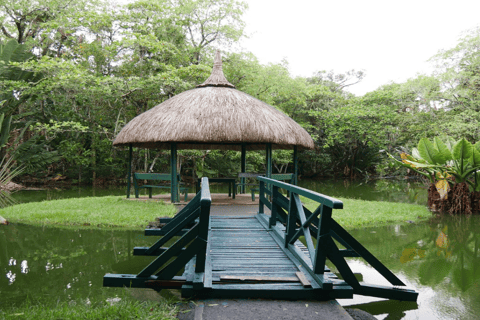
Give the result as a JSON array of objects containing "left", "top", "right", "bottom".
[
  {"left": 401, "top": 159, "right": 437, "bottom": 168},
  {"left": 434, "top": 137, "right": 453, "bottom": 163},
  {"left": 0, "top": 113, "right": 11, "bottom": 148},
  {"left": 0, "top": 39, "right": 17, "bottom": 64},
  {"left": 444, "top": 136, "right": 456, "bottom": 153},
  {"left": 0, "top": 39, "right": 35, "bottom": 81},
  {"left": 469, "top": 148, "right": 480, "bottom": 167},
  {"left": 418, "top": 137, "right": 442, "bottom": 164},
  {"left": 453, "top": 138, "right": 473, "bottom": 162},
  {"left": 474, "top": 141, "right": 480, "bottom": 152},
  {"left": 412, "top": 147, "right": 421, "bottom": 160}
]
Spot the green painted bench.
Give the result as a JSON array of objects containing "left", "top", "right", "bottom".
[
  {"left": 133, "top": 173, "right": 188, "bottom": 201},
  {"left": 237, "top": 173, "right": 264, "bottom": 201},
  {"left": 251, "top": 173, "right": 295, "bottom": 201}
]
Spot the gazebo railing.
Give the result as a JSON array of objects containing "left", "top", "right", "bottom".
[{"left": 257, "top": 176, "right": 418, "bottom": 301}]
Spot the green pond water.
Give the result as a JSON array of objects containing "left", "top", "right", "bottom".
[{"left": 2, "top": 179, "right": 478, "bottom": 319}]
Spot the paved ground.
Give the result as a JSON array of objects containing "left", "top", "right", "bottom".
[
  {"left": 127, "top": 193, "right": 260, "bottom": 206},
  {"left": 182, "top": 299, "right": 354, "bottom": 320}
]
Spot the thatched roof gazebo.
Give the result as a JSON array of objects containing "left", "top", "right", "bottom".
[{"left": 114, "top": 51, "right": 314, "bottom": 202}]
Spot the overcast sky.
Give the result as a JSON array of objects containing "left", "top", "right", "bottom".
[{"left": 239, "top": 0, "right": 480, "bottom": 95}]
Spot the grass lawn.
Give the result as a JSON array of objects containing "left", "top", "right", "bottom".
[
  {"left": 0, "top": 196, "right": 177, "bottom": 229},
  {"left": 301, "top": 196, "right": 431, "bottom": 229},
  {"left": 0, "top": 290, "right": 181, "bottom": 320},
  {"left": 0, "top": 194, "right": 431, "bottom": 230}
]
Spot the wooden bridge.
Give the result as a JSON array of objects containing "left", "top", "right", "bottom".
[{"left": 103, "top": 177, "right": 418, "bottom": 301}]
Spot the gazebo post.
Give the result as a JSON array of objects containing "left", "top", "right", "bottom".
[
  {"left": 293, "top": 146, "right": 298, "bottom": 185},
  {"left": 170, "top": 143, "right": 179, "bottom": 203},
  {"left": 126, "top": 144, "right": 133, "bottom": 198},
  {"left": 266, "top": 144, "right": 272, "bottom": 196},
  {"left": 241, "top": 144, "right": 246, "bottom": 193},
  {"left": 266, "top": 143, "right": 272, "bottom": 177}
]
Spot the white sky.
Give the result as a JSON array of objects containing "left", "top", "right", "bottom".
[{"left": 239, "top": 0, "right": 480, "bottom": 95}]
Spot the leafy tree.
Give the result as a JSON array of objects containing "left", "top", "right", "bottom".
[
  {"left": 0, "top": 0, "right": 103, "bottom": 56},
  {"left": 429, "top": 26, "right": 480, "bottom": 142}
]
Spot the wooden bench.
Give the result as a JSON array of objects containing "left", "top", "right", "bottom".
[
  {"left": 133, "top": 173, "right": 188, "bottom": 201},
  {"left": 250, "top": 173, "right": 295, "bottom": 201},
  {"left": 237, "top": 173, "right": 264, "bottom": 201}
]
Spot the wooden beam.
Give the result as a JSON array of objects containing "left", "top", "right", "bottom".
[
  {"left": 296, "top": 272, "right": 312, "bottom": 288},
  {"left": 219, "top": 275, "right": 299, "bottom": 282}
]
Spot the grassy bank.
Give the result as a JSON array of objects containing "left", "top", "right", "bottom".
[
  {"left": 0, "top": 291, "right": 180, "bottom": 320},
  {"left": 302, "top": 197, "right": 431, "bottom": 229},
  {"left": 0, "top": 196, "right": 177, "bottom": 228},
  {"left": 0, "top": 195, "right": 431, "bottom": 229}
]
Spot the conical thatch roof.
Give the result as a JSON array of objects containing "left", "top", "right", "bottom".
[{"left": 113, "top": 51, "right": 314, "bottom": 151}]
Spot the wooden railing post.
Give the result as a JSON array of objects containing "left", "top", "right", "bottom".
[
  {"left": 285, "top": 191, "right": 297, "bottom": 247},
  {"left": 269, "top": 185, "right": 279, "bottom": 227},
  {"left": 313, "top": 205, "right": 332, "bottom": 274},
  {"left": 196, "top": 177, "right": 211, "bottom": 273}
]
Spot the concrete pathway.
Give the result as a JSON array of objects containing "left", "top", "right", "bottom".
[{"left": 188, "top": 299, "right": 354, "bottom": 320}]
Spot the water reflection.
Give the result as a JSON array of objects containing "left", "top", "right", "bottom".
[
  {"left": 299, "top": 179, "right": 427, "bottom": 205},
  {"left": 0, "top": 224, "right": 154, "bottom": 309},
  {"left": 339, "top": 215, "right": 480, "bottom": 319}
]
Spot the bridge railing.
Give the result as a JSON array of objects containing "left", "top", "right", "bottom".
[
  {"left": 103, "top": 177, "right": 211, "bottom": 290},
  {"left": 257, "top": 176, "right": 418, "bottom": 301}
]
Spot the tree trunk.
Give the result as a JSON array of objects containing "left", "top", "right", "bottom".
[{"left": 449, "top": 182, "right": 472, "bottom": 215}]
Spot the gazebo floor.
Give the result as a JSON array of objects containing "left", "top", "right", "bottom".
[{"left": 125, "top": 193, "right": 258, "bottom": 206}]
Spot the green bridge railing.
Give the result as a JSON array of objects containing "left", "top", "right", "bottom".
[
  {"left": 103, "top": 177, "right": 211, "bottom": 290},
  {"left": 257, "top": 176, "right": 418, "bottom": 301}
]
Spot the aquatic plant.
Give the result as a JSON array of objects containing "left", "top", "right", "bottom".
[{"left": 389, "top": 136, "right": 480, "bottom": 214}]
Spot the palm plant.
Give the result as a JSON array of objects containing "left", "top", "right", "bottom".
[{"left": 0, "top": 155, "right": 23, "bottom": 208}]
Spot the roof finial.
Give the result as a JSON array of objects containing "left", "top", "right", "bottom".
[{"left": 197, "top": 50, "right": 235, "bottom": 88}]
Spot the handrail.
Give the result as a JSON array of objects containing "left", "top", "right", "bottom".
[
  {"left": 257, "top": 176, "right": 418, "bottom": 301},
  {"left": 135, "top": 177, "right": 211, "bottom": 279},
  {"left": 257, "top": 176, "right": 342, "bottom": 208}
]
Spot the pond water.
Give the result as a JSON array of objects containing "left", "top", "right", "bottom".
[
  {"left": 2, "top": 214, "right": 479, "bottom": 319},
  {"left": 0, "top": 225, "right": 151, "bottom": 309},
  {"left": 337, "top": 215, "right": 480, "bottom": 320},
  {"left": 4, "top": 178, "right": 472, "bottom": 319}
]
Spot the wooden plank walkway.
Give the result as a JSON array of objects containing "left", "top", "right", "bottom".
[{"left": 182, "top": 215, "right": 347, "bottom": 300}]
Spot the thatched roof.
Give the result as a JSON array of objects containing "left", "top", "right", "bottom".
[{"left": 113, "top": 51, "right": 314, "bottom": 151}]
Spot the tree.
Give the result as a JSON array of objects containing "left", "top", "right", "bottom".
[
  {"left": 171, "top": 0, "right": 248, "bottom": 63},
  {"left": 0, "top": 0, "right": 103, "bottom": 56},
  {"left": 429, "top": 26, "right": 480, "bottom": 142}
]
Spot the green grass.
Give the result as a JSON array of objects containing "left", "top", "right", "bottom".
[
  {"left": 0, "top": 196, "right": 177, "bottom": 229},
  {"left": 301, "top": 196, "right": 431, "bottom": 229},
  {"left": 0, "top": 292, "right": 181, "bottom": 320}
]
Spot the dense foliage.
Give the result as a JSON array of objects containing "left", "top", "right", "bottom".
[{"left": 1, "top": 0, "right": 479, "bottom": 185}]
